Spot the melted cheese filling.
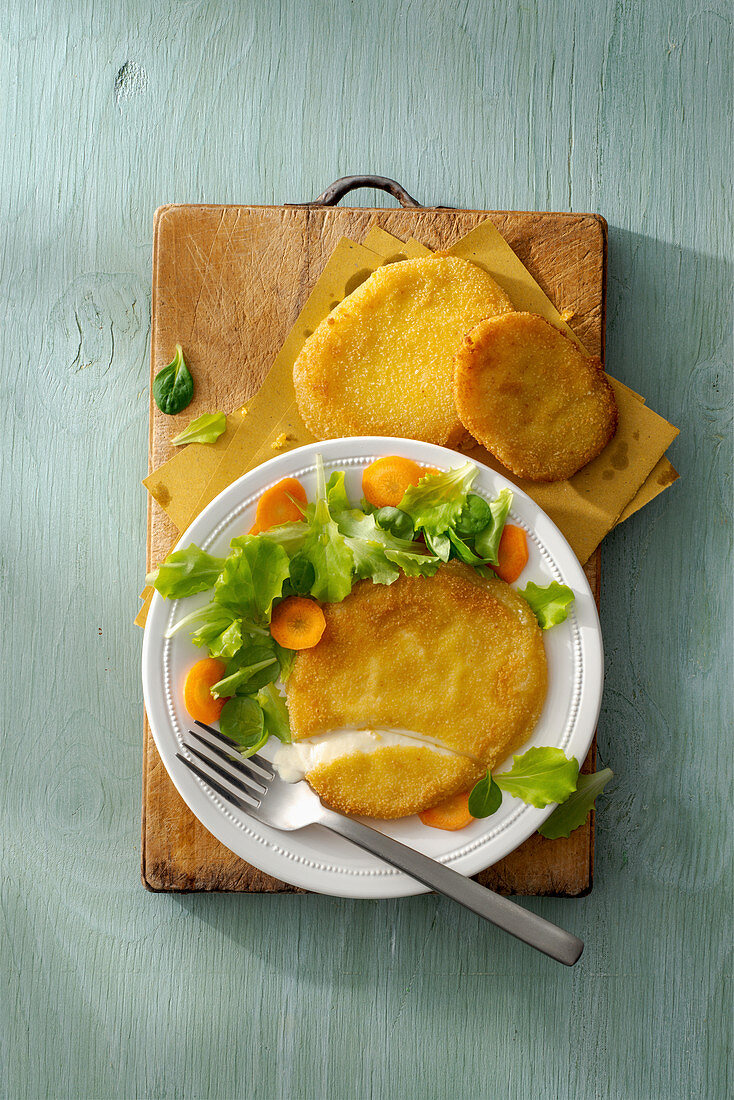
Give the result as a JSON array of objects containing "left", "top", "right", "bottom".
[{"left": 272, "top": 727, "right": 479, "bottom": 784}]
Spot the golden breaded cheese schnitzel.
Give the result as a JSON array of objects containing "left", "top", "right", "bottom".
[
  {"left": 280, "top": 562, "right": 547, "bottom": 818},
  {"left": 293, "top": 255, "right": 514, "bottom": 446},
  {"left": 453, "top": 311, "right": 619, "bottom": 482}
]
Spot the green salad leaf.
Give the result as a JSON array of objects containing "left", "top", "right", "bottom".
[
  {"left": 473, "top": 488, "right": 513, "bottom": 565},
  {"left": 302, "top": 461, "right": 355, "bottom": 602},
  {"left": 325, "top": 470, "right": 351, "bottom": 513},
  {"left": 211, "top": 641, "right": 280, "bottom": 698},
  {"left": 424, "top": 528, "right": 452, "bottom": 561},
  {"left": 399, "top": 462, "right": 478, "bottom": 536},
  {"left": 219, "top": 696, "right": 267, "bottom": 756},
  {"left": 153, "top": 344, "right": 194, "bottom": 415},
  {"left": 538, "top": 768, "right": 614, "bottom": 838},
  {"left": 147, "top": 544, "right": 226, "bottom": 599},
  {"left": 215, "top": 536, "right": 290, "bottom": 621},
  {"left": 288, "top": 554, "right": 316, "bottom": 595},
  {"left": 455, "top": 494, "right": 492, "bottom": 537},
  {"left": 383, "top": 549, "right": 440, "bottom": 577},
  {"left": 494, "top": 747, "right": 579, "bottom": 808},
  {"left": 171, "top": 411, "right": 226, "bottom": 446},
  {"left": 448, "top": 530, "right": 484, "bottom": 565},
  {"left": 519, "top": 581, "right": 575, "bottom": 629},
  {"left": 165, "top": 602, "right": 242, "bottom": 660},
  {"left": 467, "top": 771, "right": 502, "bottom": 818},
  {"left": 258, "top": 683, "right": 292, "bottom": 743},
  {"left": 259, "top": 521, "right": 309, "bottom": 555},
  {"left": 375, "top": 507, "right": 415, "bottom": 542}
]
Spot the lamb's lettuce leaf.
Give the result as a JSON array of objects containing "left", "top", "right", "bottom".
[
  {"left": 211, "top": 641, "right": 280, "bottom": 698},
  {"left": 538, "top": 768, "right": 613, "bottom": 838},
  {"left": 147, "top": 544, "right": 226, "bottom": 599},
  {"left": 455, "top": 494, "right": 492, "bottom": 537},
  {"left": 171, "top": 411, "right": 226, "bottom": 446},
  {"left": 374, "top": 507, "right": 415, "bottom": 542},
  {"left": 519, "top": 581, "right": 575, "bottom": 629},
  {"left": 467, "top": 771, "right": 502, "bottom": 818},
  {"left": 494, "top": 747, "right": 579, "bottom": 808},
  {"left": 448, "top": 530, "right": 484, "bottom": 565},
  {"left": 219, "top": 696, "right": 267, "bottom": 756}
]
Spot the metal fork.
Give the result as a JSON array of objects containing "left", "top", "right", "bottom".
[{"left": 177, "top": 722, "right": 584, "bottom": 966}]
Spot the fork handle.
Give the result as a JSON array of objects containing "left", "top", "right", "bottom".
[{"left": 318, "top": 812, "right": 584, "bottom": 966}]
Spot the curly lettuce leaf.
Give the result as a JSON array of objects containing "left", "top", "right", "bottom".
[
  {"left": 165, "top": 601, "right": 243, "bottom": 661},
  {"left": 494, "top": 747, "right": 579, "bottom": 808},
  {"left": 215, "top": 536, "right": 290, "bottom": 621},
  {"left": 258, "top": 520, "right": 309, "bottom": 556},
  {"left": 301, "top": 457, "right": 355, "bottom": 602},
  {"left": 171, "top": 411, "right": 226, "bottom": 446},
  {"left": 383, "top": 549, "right": 440, "bottom": 577},
  {"left": 399, "top": 462, "right": 478, "bottom": 536},
  {"left": 147, "top": 544, "right": 226, "bottom": 599},
  {"left": 473, "top": 488, "right": 513, "bottom": 566},
  {"left": 519, "top": 581, "right": 575, "bottom": 628},
  {"left": 325, "top": 470, "right": 352, "bottom": 513},
  {"left": 538, "top": 768, "right": 613, "bottom": 838}
]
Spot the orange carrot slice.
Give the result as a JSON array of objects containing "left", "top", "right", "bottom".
[
  {"left": 419, "top": 791, "right": 474, "bottom": 831},
  {"left": 491, "top": 524, "right": 529, "bottom": 583},
  {"left": 184, "top": 658, "right": 228, "bottom": 724},
  {"left": 362, "top": 456, "right": 425, "bottom": 508},
  {"left": 255, "top": 477, "right": 307, "bottom": 531},
  {"left": 269, "top": 597, "right": 326, "bottom": 650}
]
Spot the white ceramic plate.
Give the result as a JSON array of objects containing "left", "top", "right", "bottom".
[{"left": 142, "top": 437, "right": 603, "bottom": 898}]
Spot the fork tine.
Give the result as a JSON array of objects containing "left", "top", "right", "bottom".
[
  {"left": 176, "top": 753, "right": 259, "bottom": 812},
  {"left": 194, "top": 721, "right": 275, "bottom": 779},
  {"left": 185, "top": 744, "right": 265, "bottom": 801},
  {"left": 188, "top": 729, "right": 268, "bottom": 792}
]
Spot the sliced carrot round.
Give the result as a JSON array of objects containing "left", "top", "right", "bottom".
[
  {"left": 269, "top": 596, "right": 326, "bottom": 650},
  {"left": 184, "top": 658, "right": 228, "bottom": 724},
  {"left": 419, "top": 790, "right": 474, "bottom": 831},
  {"left": 255, "top": 477, "right": 307, "bottom": 531},
  {"left": 362, "top": 456, "right": 425, "bottom": 509},
  {"left": 491, "top": 524, "right": 529, "bottom": 584}
]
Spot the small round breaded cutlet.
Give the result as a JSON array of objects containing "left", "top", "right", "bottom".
[
  {"left": 284, "top": 562, "right": 547, "bottom": 818},
  {"left": 293, "top": 255, "right": 513, "bottom": 446},
  {"left": 453, "top": 312, "right": 619, "bottom": 481}
]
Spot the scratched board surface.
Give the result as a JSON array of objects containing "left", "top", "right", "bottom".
[
  {"left": 1, "top": 3, "right": 730, "bottom": 1099},
  {"left": 142, "top": 204, "right": 603, "bottom": 897}
]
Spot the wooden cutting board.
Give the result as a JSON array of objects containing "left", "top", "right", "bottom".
[{"left": 142, "top": 202, "right": 605, "bottom": 895}]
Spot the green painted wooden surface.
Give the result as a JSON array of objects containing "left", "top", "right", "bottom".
[{"left": 1, "top": 1, "right": 731, "bottom": 1097}]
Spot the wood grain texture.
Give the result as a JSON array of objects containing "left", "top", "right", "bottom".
[
  {"left": 143, "top": 204, "right": 603, "bottom": 896},
  {"left": 1, "top": 2, "right": 730, "bottom": 1099}
]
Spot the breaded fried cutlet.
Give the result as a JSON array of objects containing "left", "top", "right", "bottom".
[
  {"left": 453, "top": 312, "right": 618, "bottom": 481},
  {"left": 284, "top": 562, "right": 547, "bottom": 818},
  {"left": 293, "top": 255, "right": 514, "bottom": 446}
]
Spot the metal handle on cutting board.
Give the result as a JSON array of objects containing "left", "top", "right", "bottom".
[{"left": 310, "top": 174, "right": 424, "bottom": 208}]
